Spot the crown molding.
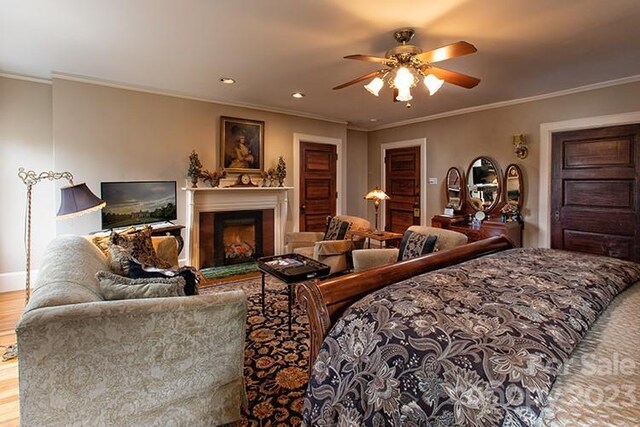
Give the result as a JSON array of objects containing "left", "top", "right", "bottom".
[
  {"left": 0, "top": 72, "right": 52, "bottom": 85},
  {"left": 50, "top": 72, "right": 348, "bottom": 125},
  {"left": 369, "top": 74, "right": 640, "bottom": 131}
]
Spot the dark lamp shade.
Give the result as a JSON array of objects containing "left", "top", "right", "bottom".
[{"left": 57, "top": 183, "right": 106, "bottom": 218}]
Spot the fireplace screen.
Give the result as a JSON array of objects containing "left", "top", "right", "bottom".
[
  {"left": 213, "top": 210, "right": 264, "bottom": 266},
  {"left": 223, "top": 220, "right": 256, "bottom": 264}
]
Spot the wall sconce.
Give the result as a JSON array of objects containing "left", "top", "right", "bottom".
[{"left": 512, "top": 134, "right": 528, "bottom": 159}]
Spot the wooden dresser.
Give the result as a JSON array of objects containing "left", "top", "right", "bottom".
[{"left": 432, "top": 215, "right": 523, "bottom": 247}]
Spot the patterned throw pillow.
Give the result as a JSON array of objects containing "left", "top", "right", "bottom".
[
  {"left": 92, "top": 226, "right": 137, "bottom": 257},
  {"left": 110, "top": 226, "right": 172, "bottom": 269},
  {"left": 106, "top": 241, "right": 134, "bottom": 276},
  {"left": 96, "top": 270, "right": 186, "bottom": 300},
  {"left": 323, "top": 217, "right": 351, "bottom": 241},
  {"left": 397, "top": 231, "right": 438, "bottom": 262}
]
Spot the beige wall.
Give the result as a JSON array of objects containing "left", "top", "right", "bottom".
[
  {"left": 368, "top": 81, "right": 640, "bottom": 247},
  {"left": 0, "top": 77, "right": 53, "bottom": 291},
  {"left": 346, "top": 129, "right": 368, "bottom": 218},
  {"left": 1, "top": 76, "right": 348, "bottom": 291}
]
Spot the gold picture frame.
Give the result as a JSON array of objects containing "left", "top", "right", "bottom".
[{"left": 220, "top": 116, "right": 264, "bottom": 174}]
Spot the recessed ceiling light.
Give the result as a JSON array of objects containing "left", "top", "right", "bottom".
[
  {"left": 219, "top": 77, "right": 236, "bottom": 84},
  {"left": 370, "top": 118, "right": 378, "bottom": 122},
  {"left": 291, "top": 92, "right": 305, "bottom": 98}
]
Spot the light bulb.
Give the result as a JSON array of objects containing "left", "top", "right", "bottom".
[
  {"left": 364, "top": 77, "right": 384, "bottom": 96},
  {"left": 393, "top": 67, "right": 414, "bottom": 91},
  {"left": 396, "top": 86, "right": 413, "bottom": 102},
  {"left": 424, "top": 74, "right": 444, "bottom": 95}
]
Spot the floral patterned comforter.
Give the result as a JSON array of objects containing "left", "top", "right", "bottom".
[{"left": 302, "top": 248, "right": 640, "bottom": 426}]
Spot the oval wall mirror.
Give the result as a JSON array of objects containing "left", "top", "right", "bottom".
[
  {"left": 504, "top": 164, "right": 524, "bottom": 210},
  {"left": 466, "top": 156, "right": 501, "bottom": 212},
  {"left": 445, "top": 167, "right": 464, "bottom": 211}
]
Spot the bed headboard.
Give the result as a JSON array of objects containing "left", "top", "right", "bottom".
[{"left": 296, "top": 235, "right": 515, "bottom": 367}]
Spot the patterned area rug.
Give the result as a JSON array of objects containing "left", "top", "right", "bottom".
[{"left": 200, "top": 275, "right": 310, "bottom": 426}]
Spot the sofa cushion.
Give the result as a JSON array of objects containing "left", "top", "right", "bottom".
[
  {"left": 96, "top": 271, "right": 186, "bottom": 300},
  {"left": 128, "top": 259, "right": 199, "bottom": 296},
  {"left": 25, "top": 235, "right": 107, "bottom": 313},
  {"left": 323, "top": 217, "right": 351, "bottom": 240},
  {"left": 397, "top": 231, "right": 437, "bottom": 261}
]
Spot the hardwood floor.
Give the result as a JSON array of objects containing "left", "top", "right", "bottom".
[{"left": 0, "top": 291, "right": 22, "bottom": 427}]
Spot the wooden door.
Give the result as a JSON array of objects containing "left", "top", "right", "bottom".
[
  {"left": 385, "top": 146, "right": 421, "bottom": 233},
  {"left": 299, "top": 141, "right": 337, "bottom": 231},
  {"left": 551, "top": 124, "right": 640, "bottom": 262}
]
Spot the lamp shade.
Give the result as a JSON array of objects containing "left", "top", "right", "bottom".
[
  {"left": 57, "top": 183, "right": 106, "bottom": 218},
  {"left": 364, "top": 187, "right": 390, "bottom": 202}
]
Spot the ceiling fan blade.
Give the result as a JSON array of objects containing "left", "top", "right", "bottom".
[
  {"left": 415, "top": 41, "right": 477, "bottom": 64},
  {"left": 344, "top": 54, "right": 393, "bottom": 64},
  {"left": 426, "top": 66, "right": 480, "bottom": 89},
  {"left": 333, "top": 70, "right": 383, "bottom": 90}
]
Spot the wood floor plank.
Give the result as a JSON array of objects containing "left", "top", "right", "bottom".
[{"left": 0, "top": 290, "right": 22, "bottom": 425}]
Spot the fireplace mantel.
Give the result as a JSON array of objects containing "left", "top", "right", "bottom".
[{"left": 183, "top": 187, "right": 292, "bottom": 268}]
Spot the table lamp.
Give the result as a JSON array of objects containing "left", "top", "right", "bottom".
[{"left": 364, "top": 187, "right": 390, "bottom": 234}]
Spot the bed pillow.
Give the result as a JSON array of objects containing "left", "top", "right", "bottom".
[
  {"left": 128, "top": 259, "right": 200, "bottom": 296},
  {"left": 323, "top": 217, "right": 351, "bottom": 241},
  {"left": 96, "top": 270, "right": 186, "bottom": 300},
  {"left": 397, "top": 231, "right": 438, "bottom": 262},
  {"left": 110, "top": 226, "right": 172, "bottom": 269}
]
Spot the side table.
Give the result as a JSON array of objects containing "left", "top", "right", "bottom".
[
  {"left": 350, "top": 229, "right": 403, "bottom": 249},
  {"left": 257, "top": 254, "right": 330, "bottom": 334}
]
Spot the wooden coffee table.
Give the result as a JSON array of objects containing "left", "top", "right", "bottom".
[{"left": 257, "top": 253, "right": 330, "bottom": 334}]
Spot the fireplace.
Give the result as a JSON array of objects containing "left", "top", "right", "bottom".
[{"left": 199, "top": 209, "right": 274, "bottom": 268}]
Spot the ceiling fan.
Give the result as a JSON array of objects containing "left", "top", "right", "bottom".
[{"left": 333, "top": 28, "right": 480, "bottom": 102}]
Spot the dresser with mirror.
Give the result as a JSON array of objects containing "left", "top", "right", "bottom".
[{"left": 432, "top": 156, "right": 524, "bottom": 246}]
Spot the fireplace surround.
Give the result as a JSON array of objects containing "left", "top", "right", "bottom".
[{"left": 184, "top": 187, "right": 291, "bottom": 269}]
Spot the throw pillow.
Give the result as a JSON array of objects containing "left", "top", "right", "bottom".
[
  {"left": 96, "top": 270, "right": 186, "bottom": 300},
  {"left": 323, "top": 217, "right": 351, "bottom": 241},
  {"left": 110, "top": 226, "right": 172, "bottom": 269},
  {"left": 92, "top": 226, "right": 137, "bottom": 257},
  {"left": 397, "top": 231, "right": 438, "bottom": 262},
  {"left": 106, "top": 241, "right": 134, "bottom": 276},
  {"left": 128, "top": 259, "right": 200, "bottom": 296}
]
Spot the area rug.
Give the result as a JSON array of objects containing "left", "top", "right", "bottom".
[
  {"left": 200, "top": 261, "right": 259, "bottom": 280},
  {"left": 200, "top": 275, "right": 311, "bottom": 426}
]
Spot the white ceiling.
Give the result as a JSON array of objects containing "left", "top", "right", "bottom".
[{"left": 2, "top": 0, "right": 640, "bottom": 129}]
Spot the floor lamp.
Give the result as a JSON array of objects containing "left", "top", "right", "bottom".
[
  {"left": 364, "top": 187, "right": 390, "bottom": 234},
  {"left": 2, "top": 168, "right": 105, "bottom": 361}
]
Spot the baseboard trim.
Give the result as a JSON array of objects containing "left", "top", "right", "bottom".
[{"left": 0, "top": 271, "right": 30, "bottom": 293}]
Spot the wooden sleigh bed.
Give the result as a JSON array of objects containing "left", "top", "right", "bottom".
[{"left": 296, "top": 236, "right": 640, "bottom": 426}]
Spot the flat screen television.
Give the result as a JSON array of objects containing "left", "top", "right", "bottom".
[
  {"left": 101, "top": 181, "right": 177, "bottom": 229},
  {"left": 472, "top": 166, "right": 497, "bottom": 185}
]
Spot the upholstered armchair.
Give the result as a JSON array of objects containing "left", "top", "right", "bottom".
[
  {"left": 285, "top": 215, "right": 372, "bottom": 274},
  {"left": 352, "top": 226, "right": 468, "bottom": 272}
]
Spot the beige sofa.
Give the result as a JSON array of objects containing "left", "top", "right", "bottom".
[
  {"left": 16, "top": 235, "right": 247, "bottom": 426},
  {"left": 352, "top": 226, "right": 469, "bottom": 271}
]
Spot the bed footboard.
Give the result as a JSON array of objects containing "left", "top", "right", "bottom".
[{"left": 296, "top": 235, "right": 515, "bottom": 367}]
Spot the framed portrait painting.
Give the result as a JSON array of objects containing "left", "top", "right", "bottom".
[{"left": 220, "top": 116, "right": 264, "bottom": 173}]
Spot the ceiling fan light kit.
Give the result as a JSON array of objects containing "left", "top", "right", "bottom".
[{"left": 334, "top": 28, "right": 480, "bottom": 103}]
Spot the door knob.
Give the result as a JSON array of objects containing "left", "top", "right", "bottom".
[
  {"left": 553, "top": 210, "right": 560, "bottom": 222},
  {"left": 300, "top": 204, "right": 306, "bottom": 213}
]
